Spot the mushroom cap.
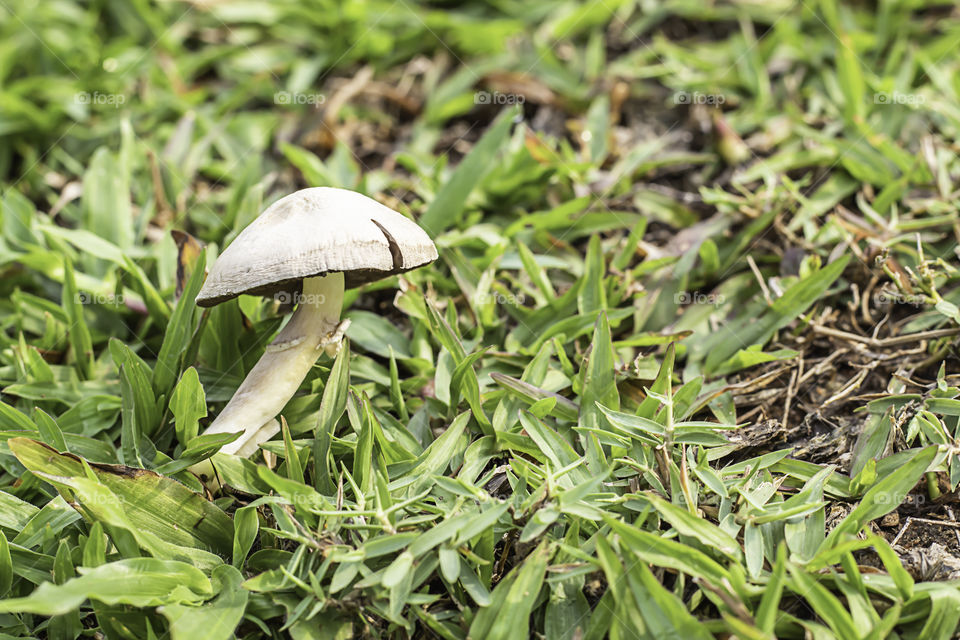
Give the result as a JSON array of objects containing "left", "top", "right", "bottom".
[{"left": 196, "top": 187, "right": 438, "bottom": 307}]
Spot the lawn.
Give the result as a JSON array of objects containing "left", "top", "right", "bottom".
[{"left": 2, "top": 0, "right": 960, "bottom": 638}]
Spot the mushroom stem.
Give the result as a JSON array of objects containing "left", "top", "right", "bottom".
[{"left": 189, "top": 272, "right": 345, "bottom": 479}]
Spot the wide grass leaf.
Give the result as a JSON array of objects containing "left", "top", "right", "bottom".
[
  {"left": 34, "top": 472, "right": 222, "bottom": 571},
  {"left": 756, "top": 544, "right": 787, "bottom": 634},
  {"left": 632, "top": 492, "right": 743, "bottom": 562},
  {"left": 159, "top": 565, "right": 248, "bottom": 640},
  {"left": 0, "top": 532, "right": 11, "bottom": 596},
  {"left": 606, "top": 516, "right": 735, "bottom": 593},
  {"left": 313, "top": 339, "right": 350, "bottom": 493},
  {"left": 9, "top": 438, "right": 233, "bottom": 554},
  {"left": 169, "top": 367, "right": 207, "bottom": 447},
  {"left": 346, "top": 310, "right": 412, "bottom": 359},
  {"left": 815, "top": 446, "right": 937, "bottom": 559},
  {"left": 0, "top": 558, "right": 212, "bottom": 615},
  {"left": 579, "top": 312, "right": 619, "bottom": 431},
  {"left": 0, "top": 490, "right": 39, "bottom": 530},
  {"left": 490, "top": 372, "right": 579, "bottom": 422},
  {"left": 82, "top": 147, "right": 133, "bottom": 253},
  {"left": 624, "top": 559, "right": 713, "bottom": 640},
  {"left": 61, "top": 257, "right": 94, "bottom": 380},
  {"left": 916, "top": 585, "right": 960, "bottom": 640},
  {"left": 468, "top": 542, "right": 550, "bottom": 640},
  {"left": 700, "top": 256, "right": 850, "bottom": 374},
  {"left": 419, "top": 106, "right": 518, "bottom": 235},
  {"left": 153, "top": 250, "right": 206, "bottom": 397},
  {"left": 11, "top": 495, "right": 80, "bottom": 549},
  {"left": 406, "top": 411, "right": 470, "bottom": 494},
  {"left": 787, "top": 564, "right": 858, "bottom": 640}
]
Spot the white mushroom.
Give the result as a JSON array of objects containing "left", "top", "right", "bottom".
[{"left": 190, "top": 187, "right": 437, "bottom": 481}]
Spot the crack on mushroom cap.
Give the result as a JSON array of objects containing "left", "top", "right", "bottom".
[{"left": 370, "top": 219, "right": 404, "bottom": 271}]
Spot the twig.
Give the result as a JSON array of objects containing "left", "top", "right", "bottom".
[
  {"left": 798, "top": 350, "right": 847, "bottom": 385},
  {"left": 822, "top": 364, "right": 874, "bottom": 407},
  {"left": 812, "top": 325, "right": 960, "bottom": 348},
  {"left": 747, "top": 255, "right": 773, "bottom": 305},
  {"left": 947, "top": 508, "right": 960, "bottom": 547},
  {"left": 893, "top": 516, "right": 960, "bottom": 547},
  {"left": 892, "top": 517, "right": 912, "bottom": 546}
]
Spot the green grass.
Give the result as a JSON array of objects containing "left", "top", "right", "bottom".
[{"left": 3, "top": 0, "right": 960, "bottom": 638}]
